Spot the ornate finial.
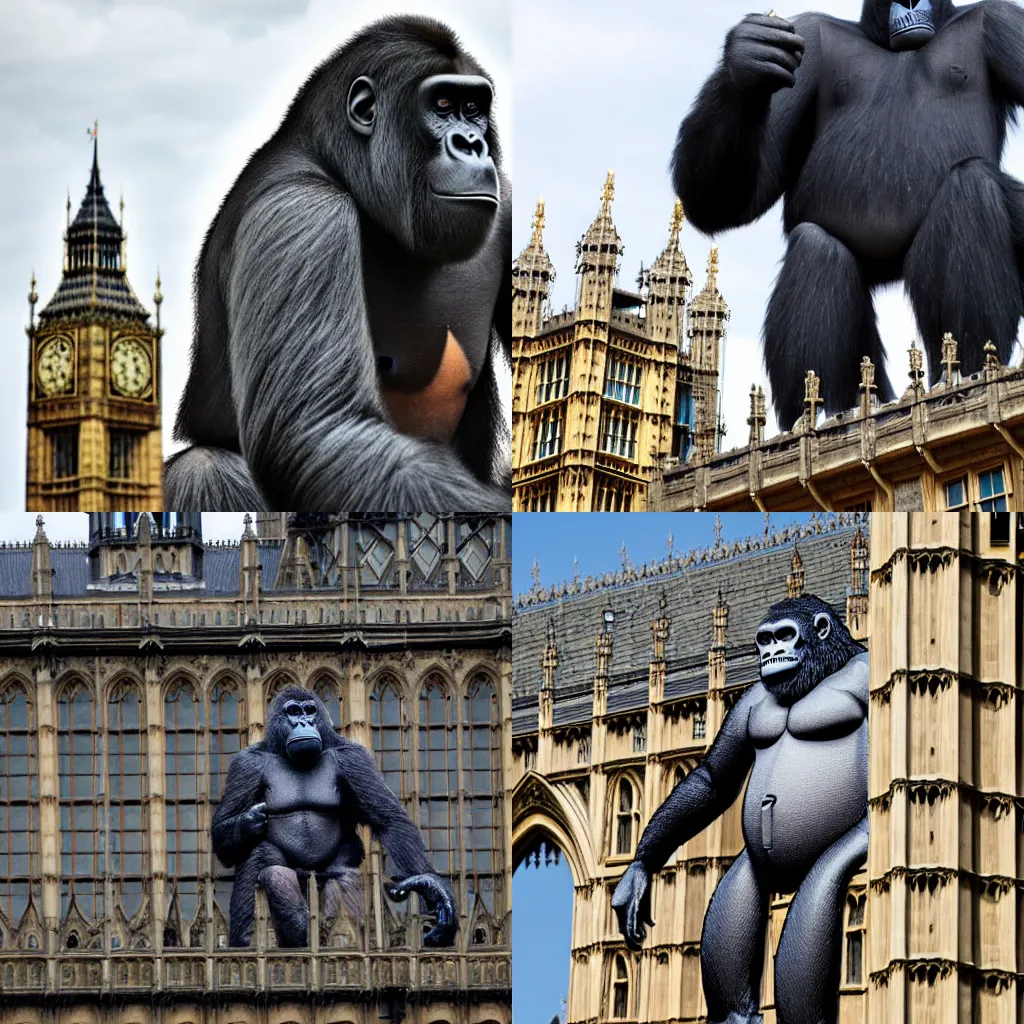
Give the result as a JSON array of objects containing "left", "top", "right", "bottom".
[
  {"left": 669, "top": 199, "right": 684, "bottom": 246},
  {"left": 908, "top": 339, "right": 925, "bottom": 394},
  {"left": 87, "top": 117, "right": 98, "bottom": 143},
  {"left": 530, "top": 558, "right": 541, "bottom": 589},
  {"left": 666, "top": 530, "right": 674, "bottom": 559},
  {"left": 600, "top": 170, "right": 615, "bottom": 212},
  {"left": 707, "top": 244, "right": 719, "bottom": 286},
  {"left": 119, "top": 192, "right": 124, "bottom": 225},
  {"left": 28, "top": 270, "right": 38, "bottom": 329},
  {"left": 748, "top": 384, "right": 766, "bottom": 448},
  {"left": 984, "top": 340, "right": 1000, "bottom": 375},
  {"left": 619, "top": 541, "right": 631, "bottom": 573},
  {"left": 531, "top": 197, "right": 546, "bottom": 247},
  {"left": 803, "top": 370, "right": 822, "bottom": 427},
  {"left": 34, "top": 515, "right": 45, "bottom": 537},
  {"left": 713, "top": 514, "right": 723, "bottom": 547},
  {"left": 859, "top": 356, "right": 876, "bottom": 417},
  {"left": 941, "top": 332, "right": 960, "bottom": 387},
  {"left": 572, "top": 557, "right": 580, "bottom": 583},
  {"left": 154, "top": 268, "right": 163, "bottom": 305}
]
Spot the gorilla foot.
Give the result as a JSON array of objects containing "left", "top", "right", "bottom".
[{"left": 711, "top": 1014, "right": 763, "bottom": 1024}]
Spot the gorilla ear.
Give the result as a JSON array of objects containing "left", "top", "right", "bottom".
[
  {"left": 348, "top": 76, "right": 377, "bottom": 136},
  {"left": 813, "top": 613, "right": 832, "bottom": 642}
]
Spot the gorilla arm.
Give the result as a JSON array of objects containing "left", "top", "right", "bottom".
[
  {"left": 211, "top": 746, "right": 269, "bottom": 867},
  {"left": 612, "top": 683, "right": 762, "bottom": 949},
  {"left": 333, "top": 741, "right": 458, "bottom": 946},
  {"left": 984, "top": 0, "right": 1024, "bottom": 104},
  {"left": 227, "top": 173, "right": 510, "bottom": 512},
  {"left": 672, "top": 13, "right": 820, "bottom": 234}
]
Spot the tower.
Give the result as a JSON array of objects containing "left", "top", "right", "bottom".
[
  {"left": 512, "top": 199, "right": 555, "bottom": 339},
  {"left": 87, "top": 513, "right": 204, "bottom": 586},
  {"left": 646, "top": 200, "right": 691, "bottom": 345},
  {"left": 26, "top": 131, "right": 163, "bottom": 511},
  {"left": 685, "top": 246, "right": 729, "bottom": 464}
]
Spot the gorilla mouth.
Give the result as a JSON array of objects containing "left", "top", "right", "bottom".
[
  {"left": 431, "top": 189, "right": 499, "bottom": 206},
  {"left": 761, "top": 653, "right": 801, "bottom": 677},
  {"left": 889, "top": 0, "right": 935, "bottom": 49}
]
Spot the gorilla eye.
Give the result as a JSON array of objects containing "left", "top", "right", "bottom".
[
  {"left": 776, "top": 626, "right": 797, "bottom": 642},
  {"left": 302, "top": 703, "right": 317, "bottom": 716},
  {"left": 436, "top": 97, "right": 453, "bottom": 112},
  {"left": 756, "top": 631, "right": 774, "bottom": 647},
  {"left": 465, "top": 100, "right": 478, "bottom": 115},
  {"left": 284, "top": 702, "right": 302, "bottom": 715}
]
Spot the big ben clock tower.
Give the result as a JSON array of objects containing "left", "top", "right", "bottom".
[{"left": 26, "top": 128, "right": 163, "bottom": 511}]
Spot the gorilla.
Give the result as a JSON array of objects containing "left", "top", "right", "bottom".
[
  {"left": 212, "top": 685, "right": 457, "bottom": 948},
  {"left": 612, "top": 595, "right": 868, "bottom": 1024},
  {"left": 674, "top": 0, "right": 1024, "bottom": 427},
  {"left": 165, "top": 16, "right": 511, "bottom": 512}
]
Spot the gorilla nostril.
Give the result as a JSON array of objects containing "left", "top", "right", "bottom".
[
  {"left": 448, "top": 130, "right": 486, "bottom": 159},
  {"left": 377, "top": 355, "right": 394, "bottom": 375}
]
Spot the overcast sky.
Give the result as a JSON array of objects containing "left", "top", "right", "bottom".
[
  {"left": 4, "top": 0, "right": 510, "bottom": 510},
  {"left": 513, "top": 0, "right": 1024, "bottom": 447}
]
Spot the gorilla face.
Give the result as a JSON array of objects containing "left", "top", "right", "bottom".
[
  {"left": 756, "top": 612, "right": 833, "bottom": 686},
  {"left": 282, "top": 697, "right": 323, "bottom": 767},
  {"left": 346, "top": 72, "right": 499, "bottom": 263},
  {"left": 889, "top": 0, "right": 936, "bottom": 50}
]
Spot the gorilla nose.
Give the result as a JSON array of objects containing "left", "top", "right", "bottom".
[{"left": 446, "top": 129, "right": 488, "bottom": 161}]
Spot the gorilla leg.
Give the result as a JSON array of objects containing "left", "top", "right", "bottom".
[
  {"left": 260, "top": 865, "right": 310, "bottom": 947},
  {"left": 773, "top": 817, "right": 868, "bottom": 1024},
  {"left": 765, "top": 224, "right": 893, "bottom": 429},
  {"left": 322, "top": 845, "right": 365, "bottom": 921},
  {"left": 228, "top": 840, "right": 288, "bottom": 947},
  {"left": 905, "top": 159, "right": 1023, "bottom": 382},
  {"left": 700, "top": 850, "right": 770, "bottom": 1024},
  {"left": 164, "top": 446, "right": 266, "bottom": 511}
]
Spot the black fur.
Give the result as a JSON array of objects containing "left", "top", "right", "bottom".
[
  {"left": 674, "top": 0, "right": 1024, "bottom": 427},
  {"left": 756, "top": 595, "right": 866, "bottom": 706},
  {"left": 166, "top": 15, "right": 511, "bottom": 511},
  {"left": 211, "top": 685, "right": 454, "bottom": 948}
]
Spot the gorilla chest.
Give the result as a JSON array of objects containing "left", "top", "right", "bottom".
[
  {"left": 264, "top": 753, "right": 340, "bottom": 814},
  {"left": 264, "top": 753, "right": 342, "bottom": 867},
  {"left": 747, "top": 684, "right": 864, "bottom": 746},
  {"left": 361, "top": 218, "right": 503, "bottom": 436}
]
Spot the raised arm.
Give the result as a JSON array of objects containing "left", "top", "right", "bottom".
[
  {"left": 672, "top": 13, "right": 821, "bottom": 233},
  {"left": 984, "top": 0, "right": 1024, "bottom": 108},
  {"left": 612, "top": 682, "right": 762, "bottom": 949},
  {"left": 211, "top": 746, "right": 269, "bottom": 868},
  {"left": 227, "top": 173, "right": 510, "bottom": 512}
]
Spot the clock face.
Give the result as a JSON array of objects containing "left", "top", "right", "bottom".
[
  {"left": 36, "top": 336, "right": 74, "bottom": 397},
  {"left": 110, "top": 338, "right": 152, "bottom": 398}
]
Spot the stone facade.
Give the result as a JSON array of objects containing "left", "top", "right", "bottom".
[
  {"left": 511, "top": 513, "right": 1023, "bottom": 1024},
  {"left": 0, "top": 513, "right": 512, "bottom": 1024},
  {"left": 511, "top": 176, "right": 728, "bottom": 512}
]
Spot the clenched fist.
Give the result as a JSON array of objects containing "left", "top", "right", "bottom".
[
  {"left": 239, "top": 801, "right": 268, "bottom": 841},
  {"left": 725, "top": 14, "right": 806, "bottom": 94}
]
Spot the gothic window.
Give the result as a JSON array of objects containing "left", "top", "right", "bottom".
[
  {"left": 536, "top": 352, "right": 571, "bottom": 405},
  {"left": 164, "top": 680, "right": 204, "bottom": 944},
  {"left": 693, "top": 711, "right": 707, "bottom": 740},
  {"left": 108, "top": 431, "right": 140, "bottom": 480},
  {"left": 632, "top": 723, "right": 646, "bottom": 754},
  {"left": 209, "top": 680, "right": 244, "bottom": 930},
  {"left": 58, "top": 683, "right": 101, "bottom": 922},
  {"left": 370, "top": 675, "right": 409, "bottom": 799},
  {"left": 456, "top": 519, "right": 495, "bottom": 586},
  {"left": 532, "top": 412, "right": 563, "bottom": 461},
  {"left": 600, "top": 409, "right": 639, "bottom": 461},
  {"left": 0, "top": 685, "right": 38, "bottom": 932},
  {"left": 593, "top": 476, "right": 634, "bottom": 512},
  {"left": 49, "top": 427, "right": 78, "bottom": 480},
  {"left": 312, "top": 675, "right": 343, "bottom": 732},
  {"left": 351, "top": 520, "right": 399, "bottom": 587},
  {"left": 673, "top": 765, "right": 685, "bottom": 788},
  {"left": 107, "top": 682, "right": 147, "bottom": 921},
  {"left": 463, "top": 676, "right": 501, "bottom": 916},
  {"left": 612, "top": 955, "right": 630, "bottom": 1018},
  {"left": 407, "top": 515, "right": 446, "bottom": 587},
  {"left": 519, "top": 481, "right": 557, "bottom": 512},
  {"left": 844, "top": 893, "right": 866, "bottom": 986},
  {"left": 604, "top": 356, "right": 643, "bottom": 407},
  {"left": 418, "top": 678, "right": 459, "bottom": 885},
  {"left": 615, "top": 778, "right": 638, "bottom": 857}
]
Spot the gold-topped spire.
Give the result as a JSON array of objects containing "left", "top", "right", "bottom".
[
  {"left": 669, "top": 198, "right": 684, "bottom": 248},
  {"left": 704, "top": 244, "right": 720, "bottom": 289},
  {"left": 600, "top": 170, "right": 615, "bottom": 213},
  {"left": 531, "top": 197, "right": 546, "bottom": 248}
]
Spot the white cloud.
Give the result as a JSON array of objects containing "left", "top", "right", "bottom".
[
  {"left": 2, "top": 0, "right": 509, "bottom": 509},
  {"left": 513, "top": 0, "right": 1024, "bottom": 447}
]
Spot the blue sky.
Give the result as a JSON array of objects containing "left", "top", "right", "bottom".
[{"left": 511, "top": 512, "right": 815, "bottom": 1023}]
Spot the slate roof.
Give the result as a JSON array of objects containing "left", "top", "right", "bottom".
[{"left": 512, "top": 525, "right": 861, "bottom": 736}]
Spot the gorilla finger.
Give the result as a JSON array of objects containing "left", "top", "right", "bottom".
[
  {"left": 752, "top": 59, "right": 797, "bottom": 87},
  {"left": 743, "top": 13, "right": 797, "bottom": 30},
  {"left": 757, "top": 45, "right": 803, "bottom": 73},
  {"left": 744, "top": 25, "right": 806, "bottom": 52}
]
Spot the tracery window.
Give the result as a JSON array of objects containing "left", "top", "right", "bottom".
[
  {"left": 164, "top": 680, "right": 204, "bottom": 945},
  {"left": 418, "top": 678, "right": 459, "bottom": 886},
  {"left": 844, "top": 893, "right": 866, "bottom": 986},
  {"left": 209, "top": 680, "right": 244, "bottom": 929},
  {"left": 313, "top": 674, "right": 343, "bottom": 732},
  {"left": 693, "top": 711, "right": 707, "bottom": 740},
  {"left": 615, "top": 778, "right": 638, "bottom": 857},
  {"left": 370, "top": 675, "right": 410, "bottom": 799},
  {"left": 58, "top": 683, "right": 101, "bottom": 922},
  {"left": 600, "top": 409, "right": 639, "bottom": 460},
  {"left": 463, "top": 676, "right": 501, "bottom": 918},
  {"left": 532, "top": 412, "right": 563, "bottom": 461},
  {"left": 612, "top": 954, "right": 630, "bottom": 1018},
  {"left": 536, "top": 352, "right": 571, "bottom": 405},
  {"left": 604, "top": 356, "right": 643, "bottom": 406},
  {"left": 107, "top": 682, "right": 147, "bottom": 922},
  {"left": 0, "top": 685, "right": 38, "bottom": 933}
]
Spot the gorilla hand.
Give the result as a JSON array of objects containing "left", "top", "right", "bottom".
[
  {"left": 725, "top": 14, "right": 805, "bottom": 94},
  {"left": 386, "top": 873, "right": 458, "bottom": 947},
  {"left": 612, "top": 861, "right": 655, "bottom": 951},
  {"left": 239, "top": 802, "right": 268, "bottom": 842}
]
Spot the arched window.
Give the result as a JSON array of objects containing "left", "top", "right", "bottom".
[
  {"left": 615, "top": 779, "right": 637, "bottom": 856},
  {"left": 312, "top": 675, "right": 343, "bottom": 732},
  {"left": 845, "top": 893, "right": 866, "bottom": 985},
  {"left": 673, "top": 765, "right": 685, "bottom": 789},
  {"left": 209, "top": 680, "right": 244, "bottom": 928},
  {"left": 58, "top": 683, "right": 101, "bottom": 922},
  {"left": 418, "top": 678, "right": 458, "bottom": 885},
  {"left": 164, "top": 680, "right": 204, "bottom": 945},
  {"left": 692, "top": 711, "right": 706, "bottom": 740},
  {"left": 370, "top": 675, "right": 409, "bottom": 799},
  {"left": 107, "top": 682, "right": 147, "bottom": 920},
  {"left": 462, "top": 675, "right": 501, "bottom": 915},
  {"left": 0, "top": 685, "right": 38, "bottom": 932},
  {"left": 612, "top": 955, "right": 629, "bottom": 1018}
]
